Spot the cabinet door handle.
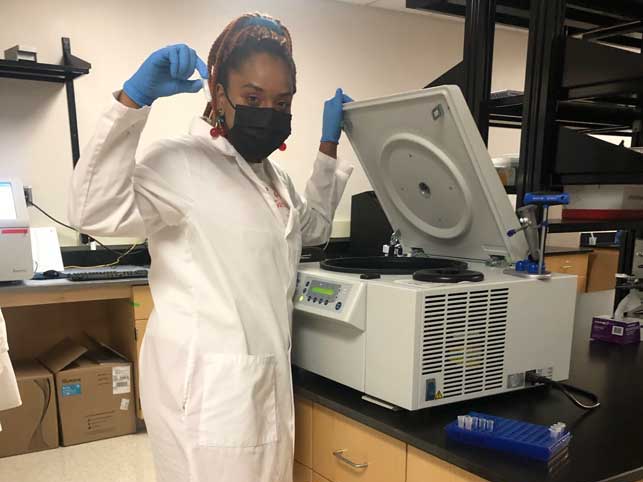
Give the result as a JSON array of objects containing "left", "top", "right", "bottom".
[{"left": 333, "top": 449, "right": 368, "bottom": 469}]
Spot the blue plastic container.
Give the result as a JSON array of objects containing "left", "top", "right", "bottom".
[{"left": 445, "top": 412, "right": 571, "bottom": 462}]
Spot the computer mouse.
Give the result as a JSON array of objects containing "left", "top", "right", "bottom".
[{"left": 43, "top": 270, "right": 61, "bottom": 279}]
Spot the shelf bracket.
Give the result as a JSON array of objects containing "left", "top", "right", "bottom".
[
  {"left": 516, "top": 0, "right": 567, "bottom": 207},
  {"left": 462, "top": 0, "right": 496, "bottom": 145},
  {"left": 61, "top": 37, "right": 90, "bottom": 168}
]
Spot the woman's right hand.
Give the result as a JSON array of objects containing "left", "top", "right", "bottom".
[{"left": 122, "top": 44, "right": 209, "bottom": 107}]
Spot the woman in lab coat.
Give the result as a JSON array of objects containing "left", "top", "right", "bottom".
[{"left": 69, "top": 13, "right": 353, "bottom": 482}]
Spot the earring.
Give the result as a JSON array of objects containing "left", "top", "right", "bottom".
[
  {"left": 210, "top": 111, "right": 226, "bottom": 138},
  {"left": 278, "top": 143, "right": 287, "bottom": 151}
]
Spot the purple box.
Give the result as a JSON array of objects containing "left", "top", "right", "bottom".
[{"left": 591, "top": 317, "right": 641, "bottom": 345}]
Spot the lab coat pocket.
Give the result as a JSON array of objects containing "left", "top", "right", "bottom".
[{"left": 188, "top": 353, "right": 278, "bottom": 448}]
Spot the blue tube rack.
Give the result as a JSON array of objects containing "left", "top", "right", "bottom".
[{"left": 445, "top": 412, "right": 571, "bottom": 462}]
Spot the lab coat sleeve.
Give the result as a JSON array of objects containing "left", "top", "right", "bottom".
[
  {"left": 0, "top": 308, "right": 21, "bottom": 414},
  {"left": 68, "top": 95, "right": 189, "bottom": 238},
  {"left": 292, "top": 151, "right": 353, "bottom": 246}
]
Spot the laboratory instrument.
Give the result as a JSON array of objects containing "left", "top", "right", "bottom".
[
  {"left": 292, "top": 86, "right": 577, "bottom": 411},
  {"left": 445, "top": 412, "right": 571, "bottom": 462},
  {"left": 4, "top": 44, "right": 37, "bottom": 62},
  {"left": 0, "top": 179, "right": 34, "bottom": 282}
]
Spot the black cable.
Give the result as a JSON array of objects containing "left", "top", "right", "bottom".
[
  {"left": 29, "top": 201, "right": 132, "bottom": 258},
  {"left": 526, "top": 373, "right": 601, "bottom": 410}
]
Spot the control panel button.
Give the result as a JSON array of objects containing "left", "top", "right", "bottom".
[
  {"left": 307, "top": 297, "right": 311, "bottom": 302},
  {"left": 305, "top": 281, "right": 310, "bottom": 287},
  {"left": 335, "top": 302, "right": 342, "bottom": 311},
  {"left": 324, "top": 300, "right": 329, "bottom": 306},
  {"left": 313, "top": 297, "right": 318, "bottom": 303},
  {"left": 303, "top": 288, "right": 307, "bottom": 294}
]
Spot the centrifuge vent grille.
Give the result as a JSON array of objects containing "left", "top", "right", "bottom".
[{"left": 422, "top": 288, "right": 508, "bottom": 398}]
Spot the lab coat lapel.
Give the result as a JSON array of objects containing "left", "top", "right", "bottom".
[
  {"left": 234, "top": 155, "right": 288, "bottom": 231},
  {"left": 189, "top": 116, "right": 295, "bottom": 236},
  {"left": 264, "top": 160, "right": 297, "bottom": 238}
]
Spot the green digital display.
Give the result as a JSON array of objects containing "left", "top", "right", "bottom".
[{"left": 311, "top": 286, "right": 335, "bottom": 296}]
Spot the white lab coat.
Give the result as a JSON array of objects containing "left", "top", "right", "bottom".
[
  {"left": 68, "top": 96, "right": 353, "bottom": 482},
  {"left": 0, "top": 307, "right": 21, "bottom": 421}
]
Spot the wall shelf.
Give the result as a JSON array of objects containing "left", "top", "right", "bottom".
[
  {"left": 0, "top": 59, "right": 89, "bottom": 83},
  {"left": 0, "top": 38, "right": 91, "bottom": 167}
]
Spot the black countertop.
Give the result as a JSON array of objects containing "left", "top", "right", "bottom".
[{"left": 293, "top": 312, "right": 643, "bottom": 482}]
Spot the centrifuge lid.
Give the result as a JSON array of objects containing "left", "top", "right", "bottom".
[{"left": 343, "top": 86, "right": 527, "bottom": 263}]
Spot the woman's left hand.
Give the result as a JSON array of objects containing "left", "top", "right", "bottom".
[{"left": 321, "top": 88, "right": 354, "bottom": 144}]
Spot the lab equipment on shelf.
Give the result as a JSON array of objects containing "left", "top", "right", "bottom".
[{"left": 0, "top": 179, "right": 34, "bottom": 282}]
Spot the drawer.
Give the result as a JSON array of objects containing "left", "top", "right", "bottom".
[
  {"left": 294, "top": 462, "right": 312, "bottom": 482},
  {"left": 295, "top": 397, "right": 313, "bottom": 467},
  {"left": 134, "top": 318, "right": 149, "bottom": 420},
  {"left": 313, "top": 404, "right": 406, "bottom": 482},
  {"left": 132, "top": 286, "right": 154, "bottom": 320},
  {"left": 312, "top": 473, "right": 332, "bottom": 482},
  {"left": 407, "top": 446, "right": 487, "bottom": 482},
  {"left": 546, "top": 253, "right": 589, "bottom": 276},
  {"left": 545, "top": 253, "right": 589, "bottom": 292}
]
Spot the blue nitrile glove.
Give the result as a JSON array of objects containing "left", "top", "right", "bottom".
[
  {"left": 123, "top": 44, "right": 209, "bottom": 107},
  {"left": 321, "top": 88, "right": 354, "bottom": 144}
]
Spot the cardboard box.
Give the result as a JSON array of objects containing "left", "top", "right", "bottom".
[
  {"left": 39, "top": 338, "right": 136, "bottom": 446},
  {"left": 0, "top": 360, "right": 59, "bottom": 458},
  {"left": 591, "top": 316, "right": 641, "bottom": 345}
]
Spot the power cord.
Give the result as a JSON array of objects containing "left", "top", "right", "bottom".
[
  {"left": 29, "top": 201, "right": 143, "bottom": 268},
  {"left": 525, "top": 372, "right": 601, "bottom": 410}
]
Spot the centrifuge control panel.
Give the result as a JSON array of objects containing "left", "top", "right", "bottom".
[{"left": 295, "top": 273, "right": 351, "bottom": 313}]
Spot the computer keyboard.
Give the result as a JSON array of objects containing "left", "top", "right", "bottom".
[{"left": 67, "top": 270, "right": 148, "bottom": 282}]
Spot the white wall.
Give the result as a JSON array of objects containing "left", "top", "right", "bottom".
[{"left": 0, "top": 0, "right": 527, "bottom": 246}]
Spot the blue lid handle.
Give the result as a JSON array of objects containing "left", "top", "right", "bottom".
[{"left": 524, "top": 193, "right": 570, "bottom": 206}]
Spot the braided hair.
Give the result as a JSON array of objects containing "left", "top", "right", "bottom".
[{"left": 204, "top": 13, "right": 297, "bottom": 120}]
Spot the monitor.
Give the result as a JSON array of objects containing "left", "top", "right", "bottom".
[{"left": 0, "top": 182, "right": 17, "bottom": 220}]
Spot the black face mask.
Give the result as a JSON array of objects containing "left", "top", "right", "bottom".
[{"left": 225, "top": 97, "right": 292, "bottom": 163}]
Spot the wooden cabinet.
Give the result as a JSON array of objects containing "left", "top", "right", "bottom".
[
  {"left": 407, "top": 446, "right": 487, "bottom": 482},
  {"left": 132, "top": 285, "right": 154, "bottom": 320},
  {"left": 134, "top": 318, "right": 148, "bottom": 419},
  {"left": 295, "top": 398, "right": 313, "bottom": 467},
  {"left": 294, "top": 462, "right": 313, "bottom": 482},
  {"left": 586, "top": 248, "right": 619, "bottom": 292},
  {"left": 312, "top": 473, "right": 332, "bottom": 482},
  {"left": 132, "top": 286, "right": 153, "bottom": 420},
  {"left": 545, "top": 252, "right": 589, "bottom": 292},
  {"left": 312, "top": 404, "right": 406, "bottom": 482}
]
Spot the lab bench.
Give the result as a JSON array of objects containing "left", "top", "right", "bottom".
[
  {"left": 3, "top": 279, "right": 641, "bottom": 482},
  {"left": 292, "top": 309, "right": 643, "bottom": 482}
]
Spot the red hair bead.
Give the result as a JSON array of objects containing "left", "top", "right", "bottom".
[{"left": 279, "top": 143, "right": 287, "bottom": 151}]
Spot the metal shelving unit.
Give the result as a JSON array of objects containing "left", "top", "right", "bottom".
[
  {"left": 415, "top": 0, "right": 643, "bottom": 307},
  {"left": 418, "top": 0, "right": 643, "bottom": 238},
  {"left": 0, "top": 37, "right": 90, "bottom": 166}
]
